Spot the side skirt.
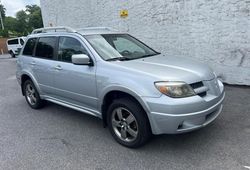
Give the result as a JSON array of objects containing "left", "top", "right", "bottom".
[{"left": 41, "top": 95, "right": 102, "bottom": 119}]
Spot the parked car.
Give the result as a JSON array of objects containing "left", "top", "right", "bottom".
[
  {"left": 16, "top": 27, "right": 225, "bottom": 148},
  {"left": 7, "top": 37, "right": 26, "bottom": 58}
]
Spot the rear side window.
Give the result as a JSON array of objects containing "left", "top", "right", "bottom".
[
  {"left": 20, "top": 39, "right": 24, "bottom": 45},
  {"left": 58, "top": 37, "right": 88, "bottom": 63},
  {"left": 35, "top": 37, "right": 56, "bottom": 59},
  {"left": 7, "top": 39, "right": 18, "bottom": 45},
  {"left": 23, "top": 38, "right": 37, "bottom": 56}
]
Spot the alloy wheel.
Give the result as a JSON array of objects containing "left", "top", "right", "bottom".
[
  {"left": 111, "top": 107, "right": 138, "bottom": 142},
  {"left": 25, "top": 83, "right": 37, "bottom": 105}
]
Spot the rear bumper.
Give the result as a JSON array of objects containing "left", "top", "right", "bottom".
[{"left": 144, "top": 80, "right": 225, "bottom": 135}]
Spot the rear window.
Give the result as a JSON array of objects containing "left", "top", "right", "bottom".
[
  {"left": 7, "top": 39, "right": 18, "bottom": 45},
  {"left": 35, "top": 37, "right": 56, "bottom": 59},
  {"left": 23, "top": 38, "right": 37, "bottom": 56}
]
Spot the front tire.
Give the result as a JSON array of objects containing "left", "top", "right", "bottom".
[
  {"left": 107, "top": 98, "right": 151, "bottom": 148},
  {"left": 23, "top": 80, "right": 45, "bottom": 109}
]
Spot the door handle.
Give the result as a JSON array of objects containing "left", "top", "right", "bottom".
[
  {"left": 54, "top": 65, "right": 62, "bottom": 70},
  {"left": 29, "top": 61, "right": 36, "bottom": 65}
]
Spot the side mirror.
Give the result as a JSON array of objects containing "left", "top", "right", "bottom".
[{"left": 72, "top": 54, "right": 93, "bottom": 66}]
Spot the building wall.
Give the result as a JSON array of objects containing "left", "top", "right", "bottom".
[{"left": 40, "top": 0, "right": 250, "bottom": 85}]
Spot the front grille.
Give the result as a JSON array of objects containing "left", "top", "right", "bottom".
[{"left": 190, "top": 81, "right": 208, "bottom": 97}]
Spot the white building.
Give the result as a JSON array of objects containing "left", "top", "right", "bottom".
[{"left": 40, "top": 0, "right": 250, "bottom": 85}]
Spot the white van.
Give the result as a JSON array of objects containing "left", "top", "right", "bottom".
[{"left": 7, "top": 37, "right": 26, "bottom": 58}]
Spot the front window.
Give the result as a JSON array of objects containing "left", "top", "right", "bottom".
[
  {"left": 85, "top": 34, "right": 159, "bottom": 61},
  {"left": 58, "top": 37, "right": 89, "bottom": 63}
]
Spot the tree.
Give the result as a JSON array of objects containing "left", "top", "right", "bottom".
[
  {"left": 15, "top": 10, "right": 28, "bottom": 35},
  {"left": 26, "top": 5, "right": 43, "bottom": 31},
  {"left": 4, "top": 16, "right": 18, "bottom": 31},
  {"left": 26, "top": 5, "right": 40, "bottom": 15},
  {"left": 0, "top": 4, "right": 6, "bottom": 19},
  {"left": 0, "top": 4, "right": 43, "bottom": 37},
  {"left": 0, "top": 4, "right": 6, "bottom": 31}
]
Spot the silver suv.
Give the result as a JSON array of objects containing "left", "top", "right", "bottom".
[{"left": 16, "top": 27, "right": 225, "bottom": 148}]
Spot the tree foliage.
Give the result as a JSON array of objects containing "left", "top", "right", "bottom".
[
  {"left": 15, "top": 10, "right": 28, "bottom": 35},
  {"left": 4, "top": 17, "right": 17, "bottom": 31},
  {"left": 0, "top": 4, "right": 6, "bottom": 19},
  {"left": 0, "top": 4, "right": 43, "bottom": 37},
  {"left": 26, "top": 5, "right": 43, "bottom": 31}
]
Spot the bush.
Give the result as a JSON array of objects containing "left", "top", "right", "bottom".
[{"left": 0, "top": 29, "right": 9, "bottom": 37}]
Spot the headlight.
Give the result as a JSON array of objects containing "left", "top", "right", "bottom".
[{"left": 154, "top": 81, "right": 195, "bottom": 98}]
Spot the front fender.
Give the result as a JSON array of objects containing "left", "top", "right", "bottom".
[{"left": 98, "top": 84, "right": 151, "bottom": 115}]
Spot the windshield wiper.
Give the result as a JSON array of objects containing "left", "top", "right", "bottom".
[
  {"left": 106, "top": 52, "right": 160, "bottom": 61},
  {"left": 106, "top": 57, "right": 130, "bottom": 61},
  {"left": 135, "top": 53, "right": 161, "bottom": 59}
]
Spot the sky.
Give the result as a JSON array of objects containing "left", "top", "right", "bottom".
[{"left": 2, "top": 0, "right": 40, "bottom": 17}]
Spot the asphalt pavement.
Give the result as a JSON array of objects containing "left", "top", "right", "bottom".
[{"left": 0, "top": 54, "right": 249, "bottom": 170}]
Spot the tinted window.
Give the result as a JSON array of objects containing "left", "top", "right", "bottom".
[
  {"left": 35, "top": 37, "right": 56, "bottom": 59},
  {"left": 58, "top": 37, "right": 88, "bottom": 62},
  {"left": 20, "top": 39, "right": 24, "bottom": 45},
  {"left": 23, "top": 38, "right": 37, "bottom": 56},
  {"left": 8, "top": 39, "right": 18, "bottom": 45}
]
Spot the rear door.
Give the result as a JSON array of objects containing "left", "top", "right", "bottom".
[
  {"left": 53, "top": 36, "right": 97, "bottom": 111},
  {"left": 7, "top": 39, "right": 19, "bottom": 54},
  {"left": 31, "top": 36, "right": 58, "bottom": 96}
]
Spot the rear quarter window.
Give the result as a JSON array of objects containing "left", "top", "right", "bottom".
[
  {"left": 7, "top": 39, "right": 18, "bottom": 45},
  {"left": 20, "top": 39, "right": 25, "bottom": 45},
  {"left": 23, "top": 38, "right": 37, "bottom": 56}
]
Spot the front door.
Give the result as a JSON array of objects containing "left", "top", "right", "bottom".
[{"left": 53, "top": 36, "right": 98, "bottom": 112}]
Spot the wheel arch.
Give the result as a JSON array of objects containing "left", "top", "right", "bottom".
[
  {"left": 20, "top": 73, "right": 41, "bottom": 96},
  {"left": 100, "top": 87, "right": 151, "bottom": 129}
]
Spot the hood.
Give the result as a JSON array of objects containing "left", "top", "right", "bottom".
[{"left": 114, "top": 54, "right": 215, "bottom": 84}]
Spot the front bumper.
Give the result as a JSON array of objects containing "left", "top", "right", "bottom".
[{"left": 144, "top": 80, "right": 225, "bottom": 135}]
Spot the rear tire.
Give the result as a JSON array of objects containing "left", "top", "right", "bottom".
[
  {"left": 23, "top": 80, "right": 45, "bottom": 109},
  {"left": 107, "top": 98, "right": 151, "bottom": 148},
  {"left": 9, "top": 51, "right": 15, "bottom": 58}
]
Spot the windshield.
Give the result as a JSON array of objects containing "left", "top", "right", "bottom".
[{"left": 85, "top": 34, "right": 159, "bottom": 61}]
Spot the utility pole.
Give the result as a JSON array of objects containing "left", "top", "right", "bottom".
[{"left": 0, "top": 0, "right": 4, "bottom": 30}]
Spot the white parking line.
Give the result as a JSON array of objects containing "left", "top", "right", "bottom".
[{"left": 243, "top": 166, "right": 250, "bottom": 169}]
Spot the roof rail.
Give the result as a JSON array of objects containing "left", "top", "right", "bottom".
[
  {"left": 31, "top": 26, "right": 76, "bottom": 34},
  {"left": 76, "top": 27, "right": 117, "bottom": 32}
]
